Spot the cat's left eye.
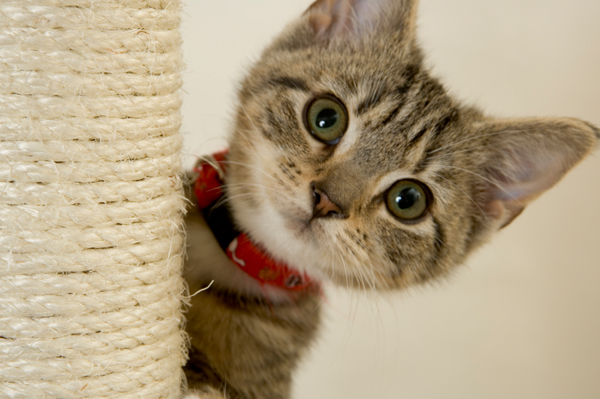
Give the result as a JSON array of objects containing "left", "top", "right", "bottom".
[
  {"left": 386, "top": 180, "right": 431, "bottom": 223},
  {"left": 303, "top": 95, "right": 348, "bottom": 145}
]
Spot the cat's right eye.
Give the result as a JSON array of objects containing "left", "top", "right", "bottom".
[
  {"left": 386, "top": 180, "right": 431, "bottom": 223},
  {"left": 303, "top": 95, "right": 348, "bottom": 145}
]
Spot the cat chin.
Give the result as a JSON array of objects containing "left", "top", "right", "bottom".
[
  {"left": 229, "top": 195, "right": 333, "bottom": 280},
  {"left": 231, "top": 197, "right": 397, "bottom": 291}
]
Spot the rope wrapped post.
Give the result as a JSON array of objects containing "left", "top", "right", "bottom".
[{"left": 0, "top": 1, "right": 186, "bottom": 397}]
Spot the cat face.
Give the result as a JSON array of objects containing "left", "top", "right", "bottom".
[{"left": 225, "top": 0, "right": 599, "bottom": 290}]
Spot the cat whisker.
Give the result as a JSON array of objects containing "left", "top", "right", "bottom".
[
  {"left": 344, "top": 245, "right": 369, "bottom": 293},
  {"left": 210, "top": 192, "right": 258, "bottom": 210},
  {"left": 222, "top": 182, "right": 280, "bottom": 194},
  {"left": 222, "top": 160, "right": 279, "bottom": 183},
  {"left": 239, "top": 103, "right": 294, "bottom": 167},
  {"left": 350, "top": 234, "right": 382, "bottom": 290},
  {"left": 427, "top": 128, "right": 529, "bottom": 156},
  {"left": 238, "top": 103, "right": 263, "bottom": 141},
  {"left": 432, "top": 171, "right": 489, "bottom": 221},
  {"left": 422, "top": 142, "right": 497, "bottom": 163},
  {"left": 435, "top": 164, "right": 524, "bottom": 207},
  {"left": 230, "top": 105, "right": 283, "bottom": 169},
  {"left": 333, "top": 240, "right": 352, "bottom": 291},
  {"left": 338, "top": 240, "right": 366, "bottom": 292},
  {"left": 348, "top": 243, "right": 374, "bottom": 292},
  {"left": 349, "top": 241, "right": 375, "bottom": 293},
  {"left": 236, "top": 105, "right": 299, "bottom": 186},
  {"left": 220, "top": 180, "right": 285, "bottom": 206}
]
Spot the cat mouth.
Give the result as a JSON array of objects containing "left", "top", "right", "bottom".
[
  {"left": 283, "top": 213, "right": 313, "bottom": 237},
  {"left": 280, "top": 209, "right": 333, "bottom": 245}
]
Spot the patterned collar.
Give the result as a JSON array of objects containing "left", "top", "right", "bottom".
[{"left": 194, "top": 151, "right": 316, "bottom": 292}]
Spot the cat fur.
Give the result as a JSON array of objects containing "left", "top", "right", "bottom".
[{"left": 183, "top": 0, "right": 599, "bottom": 397}]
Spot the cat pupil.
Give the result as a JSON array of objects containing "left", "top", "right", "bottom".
[
  {"left": 316, "top": 108, "right": 338, "bottom": 129},
  {"left": 395, "top": 188, "right": 420, "bottom": 209}
]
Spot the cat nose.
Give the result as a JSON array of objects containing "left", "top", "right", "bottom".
[{"left": 311, "top": 183, "right": 345, "bottom": 219}]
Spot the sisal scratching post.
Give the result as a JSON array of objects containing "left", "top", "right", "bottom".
[{"left": 0, "top": 1, "right": 186, "bottom": 397}]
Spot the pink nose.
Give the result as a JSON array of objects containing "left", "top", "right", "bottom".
[{"left": 312, "top": 185, "right": 343, "bottom": 219}]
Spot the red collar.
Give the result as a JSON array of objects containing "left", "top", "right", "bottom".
[{"left": 194, "top": 151, "right": 316, "bottom": 292}]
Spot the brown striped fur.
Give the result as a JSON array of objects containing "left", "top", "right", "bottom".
[{"left": 183, "top": 1, "right": 599, "bottom": 397}]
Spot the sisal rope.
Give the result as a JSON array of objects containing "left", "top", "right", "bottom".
[{"left": 0, "top": 0, "right": 187, "bottom": 397}]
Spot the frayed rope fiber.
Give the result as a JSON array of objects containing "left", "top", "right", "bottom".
[{"left": 0, "top": 1, "right": 187, "bottom": 398}]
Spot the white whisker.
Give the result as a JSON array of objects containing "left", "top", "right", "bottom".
[
  {"left": 432, "top": 172, "right": 489, "bottom": 220},
  {"left": 222, "top": 160, "right": 279, "bottom": 183},
  {"left": 428, "top": 128, "right": 527, "bottom": 156},
  {"left": 436, "top": 164, "right": 523, "bottom": 207}
]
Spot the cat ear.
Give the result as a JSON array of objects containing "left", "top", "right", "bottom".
[
  {"left": 305, "top": 0, "right": 418, "bottom": 39},
  {"left": 477, "top": 118, "right": 598, "bottom": 228}
]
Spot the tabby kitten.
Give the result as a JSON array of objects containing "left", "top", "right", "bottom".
[{"left": 183, "top": 0, "right": 599, "bottom": 398}]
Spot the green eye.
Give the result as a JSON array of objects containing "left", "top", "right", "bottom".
[
  {"left": 386, "top": 180, "right": 430, "bottom": 222},
  {"left": 304, "top": 95, "right": 348, "bottom": 145}
]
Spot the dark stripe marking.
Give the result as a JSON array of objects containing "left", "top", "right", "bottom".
[
  {"left": 281, "top": 98, "right": 299, "bottom": 131},
  {"left": 416, "top": 218, "right": 447, "bottom": 281},
  {"left": 407, "top": 124, "right": 429, "bottom": 148},
  {"left": 411, "top": 109, "right": 459, "bottom": 174},
  {"left": 432, "top": 218, "right": 445, "bottom": 261},
  {"left": 380, "top": 64, "right": 420, "bottom": 127},
  {"left": 356, "top": 84, "right": 386, "bottom": 116}
]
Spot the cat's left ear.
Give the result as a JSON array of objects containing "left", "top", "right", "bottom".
[
  {"left": 476, "top": 118, "right": 599, "bottom": 228},
  {"left": 306, "top": 0, "right": 418, "bottom": 40}
]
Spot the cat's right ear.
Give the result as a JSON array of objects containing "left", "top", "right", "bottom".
[{"left": 305, "top": 0, "right": 418, "bottom": 41}]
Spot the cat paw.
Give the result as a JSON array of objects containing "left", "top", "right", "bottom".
[{"left": 183, "top": 386, "right": 227, "bottom": 399}]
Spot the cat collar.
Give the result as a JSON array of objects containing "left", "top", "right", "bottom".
[{"left": 194, "top": 151, "right": 315, "bottom": 292}]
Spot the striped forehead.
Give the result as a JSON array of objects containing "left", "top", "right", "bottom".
[{"left": 259, "top": 63, "right": 458, "bottom": 174}]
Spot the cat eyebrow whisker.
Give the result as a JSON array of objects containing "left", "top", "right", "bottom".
[
  {"left": 432, "top": 172, "right": 489, "bottom": 222},
  {"left": 414, "top": 124, "right": 528, "bottom": 175},
  {"left": 239, "top": 102, "right": 266, "bottom": 139},
  {"left": 427, "top": 128, "right": 528, "bottom": 156},
  {"left": 242, "top": 100, "right": 296, "bottom": 169},
  {"left": 422, "top": 143, "right": 496, "bottom": 162},
  {"left": 416, "top": 140, "right": 513, "bottom": 173},
  {"left": 238, "top": 103, "right": 298, "bottom": 178},
  {"left": 229, "top": 108, "right": 282, "bottom": 169},
  {"left": 435, "top": 164, "right": 524, "bottom": 209}
]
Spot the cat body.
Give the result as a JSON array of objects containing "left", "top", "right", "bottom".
[
  {"left": 183, "top": 0, "right": 599, "bottom": 397},
  {"left": 184, "top": 195, "right": 321, "bottom": 399}
]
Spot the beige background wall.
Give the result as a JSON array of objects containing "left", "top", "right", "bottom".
[{"left": 181, "top": 1, "right": 600, "bottom": 398}]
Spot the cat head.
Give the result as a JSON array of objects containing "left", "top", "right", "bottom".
[{"left": 225, "top": 0, "right": 599, "bottom": 290}]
